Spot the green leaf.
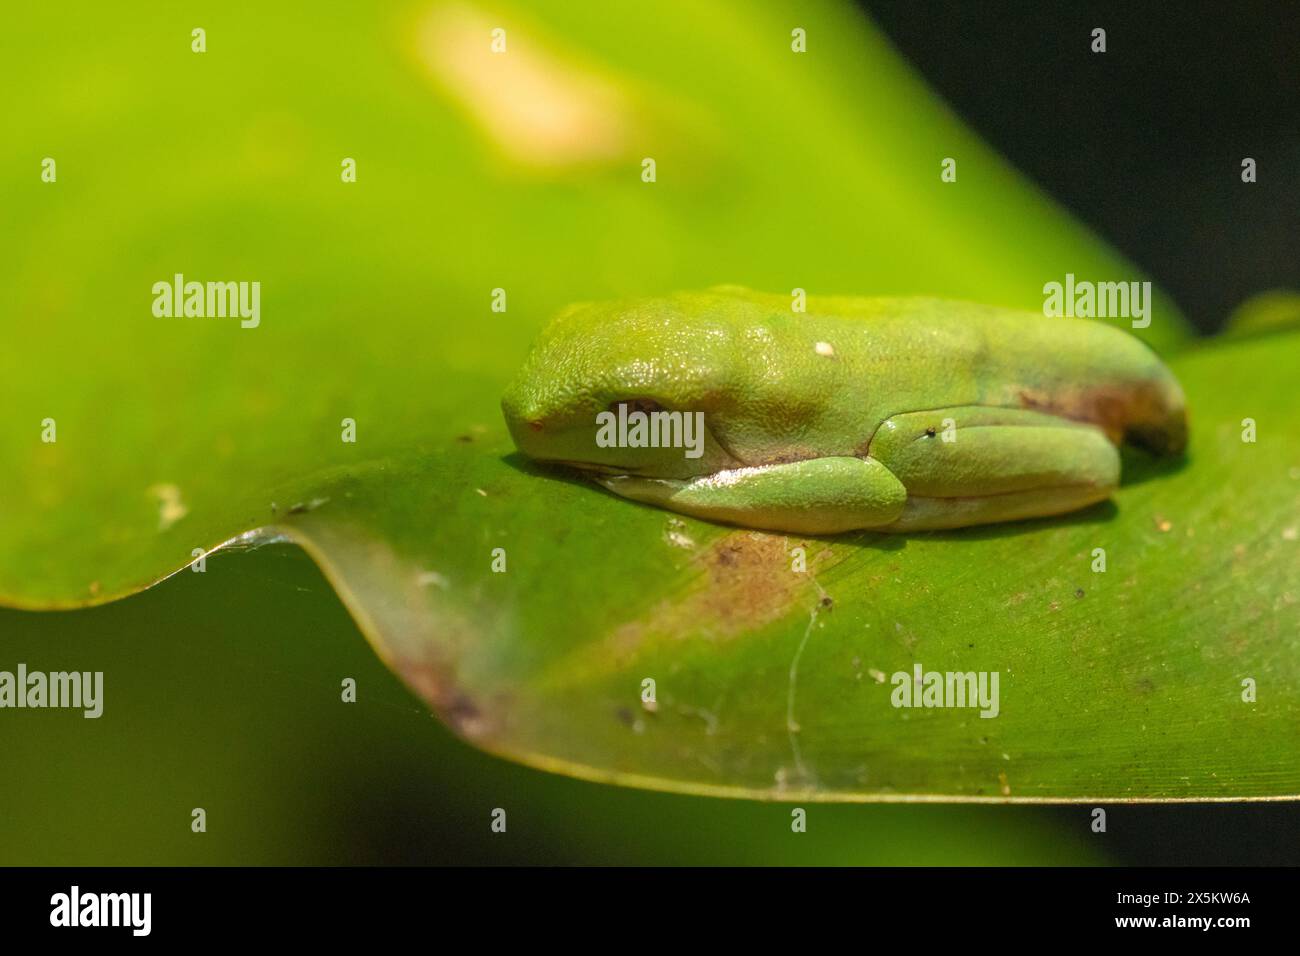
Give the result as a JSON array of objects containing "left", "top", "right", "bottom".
[
  {"left": 1223, "top": 290, "right": 1300, "bottom": 339},
  {"left": 4, "top": 1, "right": 1249, "bottom": 803},
  {"left": 2, "top": 0, "right": 1187, "bottom": 605}
]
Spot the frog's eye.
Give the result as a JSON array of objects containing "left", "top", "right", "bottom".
[{"left": 609, "top": 398, "right": 664, "bottom": 415}]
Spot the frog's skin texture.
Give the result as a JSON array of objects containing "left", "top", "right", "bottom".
[{"left": 501, "top": 287, "right": 1188, "bottom": 534}]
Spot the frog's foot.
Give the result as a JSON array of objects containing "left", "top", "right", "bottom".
[
  {"left": 868, "top": 406, "right": 1120, "bottom": 531},
  {"left": 596, "top": 407, "right": 1120, "bottom": 534},
  {"left": 597, "top": 456, "right": 906, "bottom": 535}
]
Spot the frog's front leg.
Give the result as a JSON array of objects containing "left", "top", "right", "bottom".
[
  {"left": 867, "top": 406, "right": 1119, "bottom": 531},
  {"left": 598, "top": 456, "right": 907, "bottom": 535}
]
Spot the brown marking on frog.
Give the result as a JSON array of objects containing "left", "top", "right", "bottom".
[{"left": 1017, "top": 379, "right": 1187, "bottom": 455}]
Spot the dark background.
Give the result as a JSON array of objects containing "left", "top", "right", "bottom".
[{"left": 862, "top": 0, "right": 1300, "bottom": 334}]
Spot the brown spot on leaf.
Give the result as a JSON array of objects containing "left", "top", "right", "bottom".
[
  {"left": 608, "top": 531, "right": 833, "bottom": 656},
  {"left": 395, "top": 655, "right": 492, "bottom": 741}
]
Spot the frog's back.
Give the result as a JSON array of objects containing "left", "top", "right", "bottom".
[{"left": 704, "top": 289, "right": 1186, "bottom": 455}]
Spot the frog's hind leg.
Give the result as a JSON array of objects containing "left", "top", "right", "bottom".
[
  {"left": 597, "top": 455, "right": 907, "bottom": 535},
  {"left": 868, "top": 406, "right": 1119, "bottom": 531}
]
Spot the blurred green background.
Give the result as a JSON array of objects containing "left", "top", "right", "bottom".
[
  {"left": 3, "top": 542, "right": 1296, "bottom": 865},
  {"left": 1, "top": 543, "right": 1105, "bottom": 865}
]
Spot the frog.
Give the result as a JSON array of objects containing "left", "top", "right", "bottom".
[{"left": 501, "top": 287, "right": 1187, "bottom": 534}]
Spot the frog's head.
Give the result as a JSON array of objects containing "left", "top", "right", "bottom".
[{"left": 502, "top": 291, "right": 764, "bottom": 479}]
